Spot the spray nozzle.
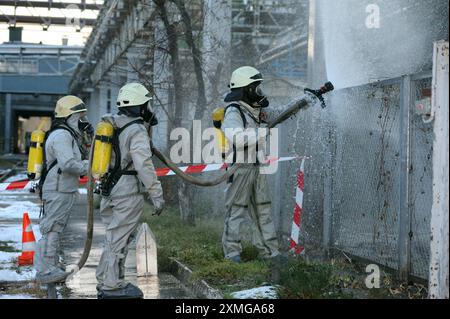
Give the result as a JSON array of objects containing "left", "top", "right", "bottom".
[
  {"left": 304, "top": 81, "right": 334, "bottom": 108},
  {"left": 319, "top": 82, "right": 334, "bottom": 95}
]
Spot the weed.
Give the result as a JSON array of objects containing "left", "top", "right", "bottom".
[
  {"left": 0, "top": 241, "right": 20, "bottom": 253},
  {"left": 140, "top": 204, "right": 418, "bottom": 299},
  {"left": 278, "top": 259, "right": 333, "bottom": 299}
]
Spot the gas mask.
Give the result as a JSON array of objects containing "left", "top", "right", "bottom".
[
  {"left": 245, "top": 83, "right": 269, "bottom": 108},
  {"left": 141, "top": 102, "right": 158, "bottom": 126},
  {"left": 121, "top": 102, "right": 158, "bottom": 126},
  {"left": 66, "top": 112, "right": 92, "bottom": 136}
]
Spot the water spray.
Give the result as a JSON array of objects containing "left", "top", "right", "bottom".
[{"left": 75, "top": 82, "right": 334, "bottom": 274}]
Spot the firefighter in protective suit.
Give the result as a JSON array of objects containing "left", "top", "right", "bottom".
[
  {"left": 95, "top": 83, "right": 164, "bottom": 299},
  {"left": 34, "top": 96, "right": 92, "bottom": 284},
  {"left": 222, "top": 66, "right": 281, "bottom": 263}
]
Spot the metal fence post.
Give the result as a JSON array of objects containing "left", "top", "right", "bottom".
[
  {"left": 273, "top": 123, "right": 287, "bottom": 237},
  {"left": 323, "top": 128, "right": 334, "bottom": 255},
  {"left": 4, "top": 93, "right": 12, "bottom": 154},
  {"left": 398, "top": 75, "right": 412, "bottom": 281}
]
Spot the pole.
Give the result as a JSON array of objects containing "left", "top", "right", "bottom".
[
  {"left": 4, "top": 93, "right": 12, "bottom": 154},
  {"left": 398, "top": 75, "right": 412, "bottom": 281},
  {"left": 428, "top": 41, "right": 449, "bottom": 299}
]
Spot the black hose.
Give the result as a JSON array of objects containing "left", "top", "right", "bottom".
[
  {"left": 77, "top": 141, "right": 95, "bottom": 270},
  {"left": 268, "top": 97, "right": 310, "bottom": 129},
  {"left": 152, "top": 147, "right": 242, "bottom": 187}
]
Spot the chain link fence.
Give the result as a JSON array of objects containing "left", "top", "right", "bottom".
[
  {"left": 274, "top": 74, "right": 434, "bottom": 280},
  {"left": 409, "top": 77, "right": 433, "bottom": 279},
  {"left": 329, "top": 82, "right": 402, "bottom": 272}
]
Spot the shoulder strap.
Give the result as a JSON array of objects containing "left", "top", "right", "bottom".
[
  {"left": 37, "top": 123, "right": 74, "bottom": 199},
  {"left": 51, "top": 123, "right": 78, "bottom": 141},
  {"left": 50, "top": 124, "right": 83, "bottom": 154},
  {"left": 101, "top": 119, "right": 144, "bottom": 197},
  {"left": 116, "top": 119, "right": 145, "bottom": 136},
  {"left": 112, "top": 118, "right": 145, "bottom": 169},
  {"left": 225, "top": 103, "right": 247, "bottom": 128}
]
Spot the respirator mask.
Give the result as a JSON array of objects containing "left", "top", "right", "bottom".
[
  {"left": 245, "top": 83, "right": 269, "bottom": 108},
  {"left": 141, "top": 102, "right": 158, "bottom": 126},
  {"left": 78, "top": 114, "right": 94, "bottom": 136}
]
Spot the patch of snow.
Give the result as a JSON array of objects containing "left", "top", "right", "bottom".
[
  {"left": 0, "top": 225, "right": 42, "bottom": 249},
  {"left": 0, "top": 294, "right": 37, "bottom": 299},
  {"left": 231, "top": 286, "right": 279, "bottom": 299},
  {"left": 0, "top": 200, "right": 40, "bottom": 220},
  {"left": 0, "top": 251, "right": 18, "bottom": 264},
  {"left": 0, "top": 230, "right": 39, "bottom": 283},
  {"left": 0, "top": 191, "right": 36, "bottom": 198},
  {"left": 0, "top": 267, "right": 36, "bottom": 282}
]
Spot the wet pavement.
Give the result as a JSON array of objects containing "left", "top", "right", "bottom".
[{"left": 61, "top": 194, "right": 194, "bottom": 299}]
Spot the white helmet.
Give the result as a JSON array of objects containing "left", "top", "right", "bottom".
[
  {"left": 116, "top": 83, "right": 152, "bottom": 108},
  {"left": 54, "top": 95, "right": 86, "bottom": 118},
  {"left": 229, "top": 66, "right": 263, "bottom": 89}
]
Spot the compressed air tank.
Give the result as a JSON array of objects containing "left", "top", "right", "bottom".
[
  {"left": 212, "top": 107, "right": 229, "bottom": 155},
  {"left": 27, "top": 129, "right": 46, "bottom": 180},
  {"left": 92, "top": 121, "right": 114, "bottom": 179}
]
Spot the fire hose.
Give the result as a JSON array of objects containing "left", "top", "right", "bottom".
[
  {"left": 75, "top": 82, "right": 334, "bottom": 273},
  {"left": 150, "top": 82, "right": 334, "bottom": 187},
  {"left": 77, "top": 141, "right": 95, "bottom": 270}
]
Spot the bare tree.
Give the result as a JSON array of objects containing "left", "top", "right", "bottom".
[
  {"left": 152, "top": 0, "right": 207, "bottom": 225},
  {"left": 128, "top": 0, "right": 228, "bottom": 225},
  {"left": 172, "top": 0, "right": 207, "bottom": 120}
]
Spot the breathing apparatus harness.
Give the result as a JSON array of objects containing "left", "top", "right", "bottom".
[
  {"left": 37, "top": 121, "right": 82, "bottom": 200},
  {"left": 214, "top": 102, "right": 268, "bottom": 167},
  {"left": 34, "top": 121, "right": 83, "bottom": 220}
]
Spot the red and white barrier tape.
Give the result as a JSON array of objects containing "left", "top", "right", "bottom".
[
  {"left": 0, "top": 179, "right": 34, "bottom": 191},
  {"left": 0, "top": 156, "right": 305, "bottom": 191},
  {"left": 289, "top": 158, "right": 306, "bottom": 255}
]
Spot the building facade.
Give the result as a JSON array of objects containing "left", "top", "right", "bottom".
[{"left": 0, "top": 42, "right": 82, "bottom": 154}]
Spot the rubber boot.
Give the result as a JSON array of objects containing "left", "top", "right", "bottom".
[
  {"left": 36, "top": 268, "right": 72, "bottom": 284},
  {"left": 97, "top": 283, "right": 144, "bottom": 299}
]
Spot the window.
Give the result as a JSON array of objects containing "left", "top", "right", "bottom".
[{"left": 0, "top": 59, "right": 38, "bottom": 74}]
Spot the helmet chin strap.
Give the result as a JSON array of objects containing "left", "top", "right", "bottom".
[{"left": 242, "top": 93, "right": 268, "bottom": 109}]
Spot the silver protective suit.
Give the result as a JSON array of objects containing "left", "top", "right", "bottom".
[
  {"left": 35, "top": 113, "right": 89, "bottom": 278},
  {"left": 96, "top": 114, "right": 164, "bottom": 290},
  {"left": 221, "top": 101, "right": 280, "bottom": 260}
]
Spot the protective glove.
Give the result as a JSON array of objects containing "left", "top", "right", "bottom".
[{"left": 151, "top": 195, "right": 165, "bottom": 216}]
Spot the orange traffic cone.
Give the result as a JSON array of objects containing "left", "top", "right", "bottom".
[{"left": 18, "top": 212, "right": 36, "bottom": 266}]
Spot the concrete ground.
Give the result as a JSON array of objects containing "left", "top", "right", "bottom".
[{"left": 62, "top": 193, "right": 193, "bottom": 299}]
